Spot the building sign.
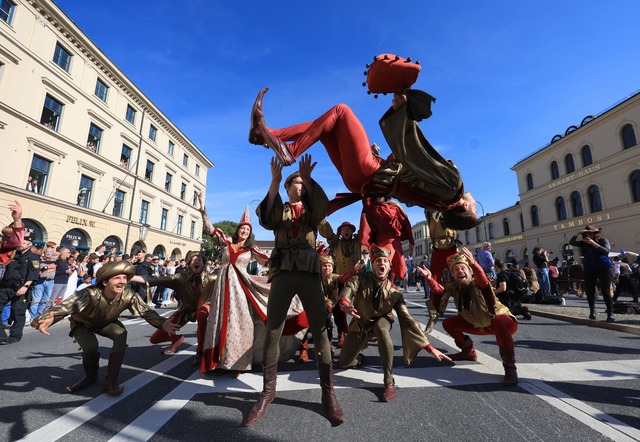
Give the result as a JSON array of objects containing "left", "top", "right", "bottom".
[
  {"left": 102, "top": 235, "right": 122, "bottom": 251},
  {"left": 61, "top": 228, "right": 89, "bottom": 249},
  {"left": 66, "top": 215, "right": 96, "bottom": 228},
  {"left": 547, "top": 164, "right": 601, "bottom": 190},
  {"left": 22, "top": 218, "right": 44, "bottom": 244},
  {"left": 494, "top": 234, "right": 524, "bottom": 245},
  {"left": 170, "top": 240, "right": 187, "bottom": 247},
  {"left": 552, "top": 213, "right": 611, "bottom": 231}
]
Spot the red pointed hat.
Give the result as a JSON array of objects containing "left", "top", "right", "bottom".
[
  {"left": 239, "top": 205, "right": 251, "bottom": 228},
  {"left": 363, "top": 54, "right": 422, "bottom": 95}
]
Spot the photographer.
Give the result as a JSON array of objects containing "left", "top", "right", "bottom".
[{"left": 532, "top": 246, "right": 551, "bottom": 292}]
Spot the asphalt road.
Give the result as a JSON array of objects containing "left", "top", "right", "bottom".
[{"left": 1, "top": 290, "right": 639, "bottom": 442}]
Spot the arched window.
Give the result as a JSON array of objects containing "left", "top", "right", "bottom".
[
  {"left": 587, "top": 185, "right": 603, "bottom": 212},
  {"left": 465, "top": 231, "right": 470, "bottom": 245},
  {"left": 564, "top": 154, "right": 575, "bottom": 174},
  {"left": 505, "top": 249, "right": 516, "bottom": 264},
  {"left": 488, "top": 222, "right": 494, "bottom": 239},
  {"left": 522, "top": 247, "right": 528, "bottom": 266},
  {"left": 630, "top": 170, "right": 640, "bottom": 203},
  {"left": 531, "top": 205, "right": 540, "bottom": 227},
  {"left": 621, "top": 124, "right": 637, "bottom": 150},
  {"left": 570, "top": 191, "right": 583, "bottom": 217},
  {"left": 550, "top": 161, "right": 560, "bottom": 180},
  {"left": 555, "top": 196, "right": 567, "bottom": 220},
  {"left": 562, "top": 243, "right": 574, "bottom": 260},
  {"left": 475, "top": 227, "right": 481, "bottom": 243},
  {"left": 526, "top": 173, "right": 534, "bottom": 191},
  {"left": 502, "top": 218, "right": 510, "bottom": 236},
  {"left": 519, "top": 213, "right": 524, "bottom": 232},
  {"left": 580, "top": 145, "right": 593, "bottom": 167}
]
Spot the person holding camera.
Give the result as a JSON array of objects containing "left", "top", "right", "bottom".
[
  {"left": 569, "top": 226, "right": 614, "bottom": 322},
  {"left": 532, "top": 246, "right": 551, "bottom": 293}
]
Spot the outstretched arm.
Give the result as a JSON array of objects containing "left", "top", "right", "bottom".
[
  {"left": 298, "top": 154, "right": 317, "bottom": 200},
  {"left": 264, "top": 157, "right": 283, "bottom": 216},
  {"left": 198, "top": 191, "right": 214, "bottom": 236}
]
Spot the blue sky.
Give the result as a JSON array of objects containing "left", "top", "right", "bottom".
[{"left": 56, "top": 1, "right": 640, "bottom": 240}]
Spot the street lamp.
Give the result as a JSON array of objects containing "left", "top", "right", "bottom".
[
  {"left": 139, "top": 223, "right": 150, "bottom": 241},
  {"left": 476, "top": 200, "right": 488, "bottom": 243}
]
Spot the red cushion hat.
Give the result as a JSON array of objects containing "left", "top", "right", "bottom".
[{"left": 363, "top": 54, "right": 422, "bottom": 96}]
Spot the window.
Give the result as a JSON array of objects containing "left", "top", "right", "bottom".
[
  {"left": 190, "top": 220, "right": 196, "bottom": 239},
  {"left": 506, "top": 250, "right": 515, "bottom": 263},
  {"left": 580, "top": 145, "right": 593, "bottom": 167},
  {"left": 195, "top": 164, "right": 200, "bottom": 177},
  {"left": 53, "top": 43, "right": 72, "bottom": 72},
  {"left": 621, "top": 124, "right": 637, "bottom": 149},
  {"left": 168, "top": 141, "right": 174, "bottom": 155},
  {"left": 177, "top": 215, "right": 183, "bottom": 235},
  {"left": 145, "top": 160, "right": 154, "bottom": 182},
  {"left": 550, "top": 161, "right": 559, "bottom": 180},
  {"left": 86, "top": 123, "right": 103, "bottom": 153},
  {"left": 125, "top": 104, "right": 136, "bottom": 125},
  {"left": 77, "top": 175, "right": 94, "bottom": 208},
  {"left": 555, "top": 196, "right": 567, "bottom": 221},
  {"left": 488, "top": 223, "right": 494, "bottom": 240},
  {"left": 192, "top": 191, "right": 198, "bottom": 206},
  {"left": 519, "top": 213, "right": 524, "bottom": 232},
  {"left": 475, "top": 227, "right": 481, "bottom": 242},
  {"left": 0, "top": 0, "right": 16, "bottom": 25},
  {"left": 564, "top": 154, "right": 575, "bottom": 174},
  {"left": 113, "top": 190, "right": 125, "bottom": 217},
  {"left": 94, "top": 78, "right": 109, "bottom": 102},
  {"left": 570, "top": 191, "right": 583, "bottom": 217},
  {"left": 630, "top": 170, "right": 640, "bottom": 203},
  {"left": 160, "top": 208, "right": 168, "bottom": 230},
  {"left": 502, "top": 218, "right": 510, "bottom": 236},
  {"left": 149, "top": 124, "right": 157, "bottom": 142},
  {"left": 531, "top": 205, "right": 540, "bottom": 227},
  {"left": 165, "top": 173, "right": 172, "bottom": 192},
  {"left": 526, "top": 173, "right": 534, "bottom": 191},
  {"left": 40, "top": 94, "right": 64, "bottom": 131},
  {"left": 180, "top": 183, "right": 187, "bottom": 200},
  {"left": 140, "top": 200, "right": 149, "bottom": 224},
  {"left": 27, "top": 154, "right": 52, "bottom": 195},
  {"left": 183, "top": 153, "right": 189, "bottom": 167},
  {"left": 562, "top": 243, "right": 574, "bottom": 260},
  {"left": 121, "top": 144, "right": 132, "bottom": 169},
  {"left": 587, "top": 185, "right": 603, "bottom": 212}
]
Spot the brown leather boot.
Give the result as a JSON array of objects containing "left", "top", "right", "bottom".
[
  {"left": 382, "top": 380, "right": 396, "bottom": 402},
  {"left": 449, "top": 336, "right": 478, "bottom": 361},
  {"left": 318, "top": 362, "right": 345, "bottom": 426},
  {"left": 66, "top": 351, "right": 99, "bottom": 393},
  {"left": 249, "top": 87, "right": 268, "bottom": 145},
  {"left": 499, "top": 347, "right": 518, "bottom": 386},
  {"left": 103, "top": 351, "right": 125, "bottom": 396},
  {"left": 259, "top": 119, "right": 295, "bottom": 166},
  {"left": 241, "top": 363, "right": 278, "bottom": 427}
]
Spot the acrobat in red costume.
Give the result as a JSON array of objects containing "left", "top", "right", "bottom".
[
  {"left": 248, "top": 54, "right": 479, "bottom": 232},
  {"left": 359, "top": 197, "right": 414, "bottom": 280}
]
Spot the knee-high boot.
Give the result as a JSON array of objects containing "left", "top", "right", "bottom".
[
  {"left": 499, "top": 347, "right": 518, "bottom": 386},
  {"left": 103, "top": 351, "right": 125, "bottom": 396},
  {"left": 318, "top": 362, "right": 345, "bottom": 425},
  {"left": 241, "top": 363, "right": 277, "bottom": 427},
  {"left": 66, "top": 351, "right": 99, "bottom": 393},
  {"left": 449, "top": 336, "right": 478, "bottom": 361}
]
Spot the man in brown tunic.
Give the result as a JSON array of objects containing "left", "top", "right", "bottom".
[
  {"left": 242, "top": 154, "right": 344, "bottom": 427},
  {"left": 338, "top": 244, "right": 450, "bottom": 402},
  {"left": 32, "top": 261, "right": 179, "bottom": 395},
  {"left": 318, "top": 219, "right": 361, "bottom": 275}
]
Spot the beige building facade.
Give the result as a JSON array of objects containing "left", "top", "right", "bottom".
[
  {"left": 0, "top": 0, "right": 213, "bottom": 258},
  {"left": 461, "top": 91, "right": 640, "bottom": 265}
]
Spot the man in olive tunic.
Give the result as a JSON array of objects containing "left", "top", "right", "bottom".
[
  {"left": 32, "top": 261, "right": 179, "bottom": 395},
  {"left": 242, "top": 154, "right": 344, "bottom": 427},
  {"left": 338, "top": 244, "right": 450, "bottom": 402},
  {"left": 318, "top": 219, "right": 361, "bottom": 275}
]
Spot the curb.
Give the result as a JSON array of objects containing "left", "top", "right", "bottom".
[{"left": 528, "top": 308, "right": 640, "bottom": 335}]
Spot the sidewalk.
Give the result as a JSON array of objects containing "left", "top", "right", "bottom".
[{"left": 528, "top": 303, "right": 640, "bottom": 335}]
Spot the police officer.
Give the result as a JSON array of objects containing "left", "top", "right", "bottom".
[
  {"left": 0, "top": 236, "right": 39, "bottom": 344},
  {"left": 133, "top": 253, "right": 154, "bottom": 303}
]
